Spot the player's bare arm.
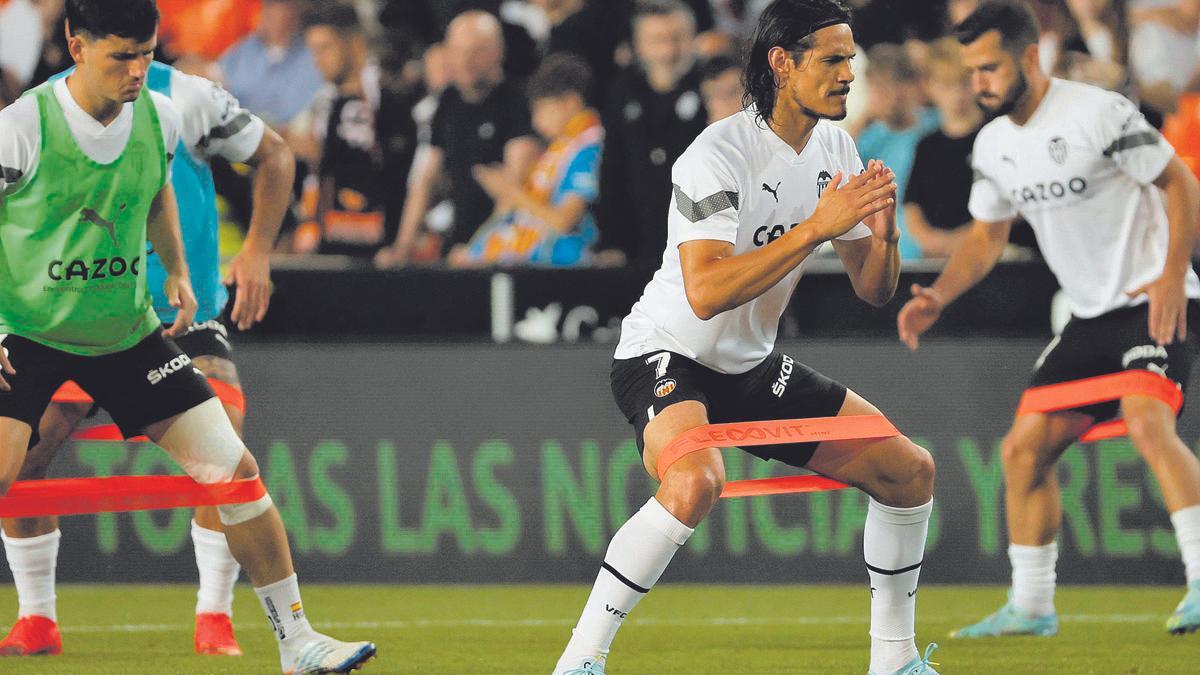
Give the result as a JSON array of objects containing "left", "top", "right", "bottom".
[
  {"left": 679, "top": 165, "right": 895, "bottom": 320},
  {"left": 224, "top": 126, "right": 295, "bottom": 331},
  {"left": 897, "top": 217, "right": 1013, "bottom": 350},
  {"left": 1129, "top": 156, "right": 1200, "bottom": 346},
  {"left": 832, "top": 159, "right": 902, "bottom": 307},
  {"left": 146, "top": 183, "right": 197, "bottom": 338}
]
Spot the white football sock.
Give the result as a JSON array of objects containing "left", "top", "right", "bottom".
[
  {"left": 1, "top": 529, "right": 60, "bottom": 622},
  {"left": 1009, "top": 542, "right": 1058, "bottom": 616},
  {"left": 865, "top": 498, "right": 931, "bottom": 675},
  {"left": 192, "top": 520, "right": 240, "bottom": 616},
  {"left": 1170, "top": 504, "right": 1200, "bottom": 584},
  {"left": 254, "top": 573, "right": 317, "bottom": 671},
  {"left": 555, "top": 497, "right": 693, "bottom": 670}
]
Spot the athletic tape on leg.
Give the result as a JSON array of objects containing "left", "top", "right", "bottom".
[
  {"left": 0, "top": 476, "right": 267, "bottom": 518},
  {"left": 656, "top": 415, "right": 900, "bottom": 498},
  {"left": 1017, "top": 370, "right": 1183, "bottom": 442}
]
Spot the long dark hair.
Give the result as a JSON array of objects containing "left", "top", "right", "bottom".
[{"left": 743, "top": 0, "right": 851, "bottom": 125}]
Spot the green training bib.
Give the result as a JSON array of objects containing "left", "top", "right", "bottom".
[{"left": 0, "top": 80, "right": 166, "bottom": 356}]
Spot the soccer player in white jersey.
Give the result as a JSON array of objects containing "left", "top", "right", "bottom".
[
  {"left": 898, "top": 0, "right": 1200, "bottom": 638},
  {"left": 552, "top": 2, "right": 939, "bottom": 674}
]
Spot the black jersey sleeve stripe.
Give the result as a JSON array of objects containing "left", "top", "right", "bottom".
[
  {"left": 601, "top": 561, "right": 650, "bottom": 593},
  {"left": 1102, "top": 131, "right": 1160, "bottom": 157},
  {"left": 673, "top": 184, "right": 739, "bottom": 223},
  {"left": 198, "top": 112, "right": 253, "bottom": 148}
]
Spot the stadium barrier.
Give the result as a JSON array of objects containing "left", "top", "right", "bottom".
[{"left": 6, "top": 340, "right": 1197, "bottom": 585}]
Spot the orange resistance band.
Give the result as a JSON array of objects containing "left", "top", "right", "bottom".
[
  {"left": 1017, "top": 370, "right": 1183, "bottom": 442},
  {"left": 656, "top": 416, "right": 900, "bottom": 498},
  {"left": 0, "top": 476, "right": 266, "bottom": 518}
]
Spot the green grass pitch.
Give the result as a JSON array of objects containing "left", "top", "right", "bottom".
[{"left": 0, "top": 584, "right": 1194, "bottom": 673}]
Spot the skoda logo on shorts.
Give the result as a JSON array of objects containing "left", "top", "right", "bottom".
[{"left": 654, "top": 378, "right": 677, "bottom": 398}]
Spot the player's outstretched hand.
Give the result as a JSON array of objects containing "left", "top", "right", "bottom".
[
  {"left": 1127, "top": 274, "right": 1189, "bottom": 346},
  {"left": 897, "top": 283, "right": 945, "bottom": 351},
  {"left": 224, "top": 245, "right": 272, "bottom": 331},
  {"left": 808, "top": 163, "right": 896, "bottom": 242},
  {"left": 162, "top": 274, "right": 199, "bottom": 339},
  {"left": 0, "top": 343, "right": 15, "bottom": 392}
]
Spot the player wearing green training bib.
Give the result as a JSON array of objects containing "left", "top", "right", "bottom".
[
  {"left": 0, "top": 2, "right": 376, "bottom": 672},
  {"left": 0, "top": 80, "right": 165, "bottom": 356}
]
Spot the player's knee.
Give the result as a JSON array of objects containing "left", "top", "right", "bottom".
[
  {"left": 906, "top": 443, "right": 936, "bottom": 496},
  {"left": 1000, "top": 433, "right": 1048, "bottom": 477},
  {"left": 1124, "top": 410, "right": 1175, "bottom": 455},
  {"left": 871, "top": 440, "right": 934, "bottom": 503},
  {"left": 664, "top": 456, "right": 725, "bottom": 506},
  {"left": 156, "top": 398, "right": 246, "bottom": 484}
]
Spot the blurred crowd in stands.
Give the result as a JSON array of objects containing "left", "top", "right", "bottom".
[{"left": 1, "top": 0, "right": 1198, "bottom": 266}]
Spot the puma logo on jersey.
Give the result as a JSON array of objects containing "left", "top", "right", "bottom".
[
  {"left": 761, "top": 181, "right": 781, "bottom": 202},
  {"left": 147, "top": 353, "right": 193, "bottom": 385},
  {"left": 772, "top": 354, "right": 795, "bottom": 397},
  {"left": 80, "top": 204, "right": 126, "bottom": 245}
]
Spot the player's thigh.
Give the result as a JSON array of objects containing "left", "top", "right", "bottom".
[
  {"left": 74, "top": 331, "right": 217, "bottom": 442},
  {"left": 22, "top": 399, "right": 93, "bottom": 480},
  {"left": 0, "top": 337, "right": 72, "bottom": 488},
  {"left": 610, "top": 352, "right": 721, "bottom": 480},
  {"left": 1000, "top": 410, "right": 1092, "bottom": 475},
  {"left": 174, "top": 321, "right": 245, "bottom": 436},
  {"left": 710, "top": 352, "right": 849, "bottom": 470},
  {"left": 803, "top": 388, "right": 933, "bottom": 494}
]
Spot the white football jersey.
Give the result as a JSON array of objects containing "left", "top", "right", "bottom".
[
  {"left": 614, "top": 109, "right": 872, "bottom": 374},
  {"left": 970, "top": 78, "right": 1200, "bottom": 318}
]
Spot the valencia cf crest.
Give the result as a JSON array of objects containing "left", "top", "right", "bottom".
[
  {"left": 817, "top": 170, "right": 833, "bottom": 195},
  {"left": 654, "top": 378, "right": 677, "bottom": 398},
  {"left": 1048, "top": 136, "right": 1068, "bottom": 165}
]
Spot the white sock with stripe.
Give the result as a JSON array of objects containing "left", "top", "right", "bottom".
[
  {"left": 555, "top": 497, "right": 693, "bottom": 671},
  {"left": 865, "top": 498, "right": 931, "bottom": 674}
]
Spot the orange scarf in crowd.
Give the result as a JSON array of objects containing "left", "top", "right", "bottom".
[{"left": 477, "top": 109, "right": 603, "bottom": 262}]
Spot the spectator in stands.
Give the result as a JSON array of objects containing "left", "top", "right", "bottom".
[
  {"left": 904, "top": 38, "right": 982, "bottom": 258},
  {"left": 0, "top": 0, "right": 41, "bottom": 102},
  {"left": 453, "top": 54, "right": 603, "bottom": 267},
  {"left": 375, "top": 10, "right": 539, "bottom": 268},
  {"left": 219, "top": 0, "right": 324, "bottom": 128},
  {"left": 699, "top": 53, "right": 744, "bottom": 123},
  {"left": 532, "top": 0, "right": 625, "bottom": 101},
  {"left": 598, "top": 0, "right": 706, "bottom": 267},
  {"left": 855, "top": 43, "right": 939, "bottom": 260},
  {"left": 24, "top": 0, "right": 69, "bottom": 91},
  {"left": 1129, "top": 0, "right": 1197, "bottom": 114},
  {"left": 292, "top": 3, "right": 405, "bottom": 258}
]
